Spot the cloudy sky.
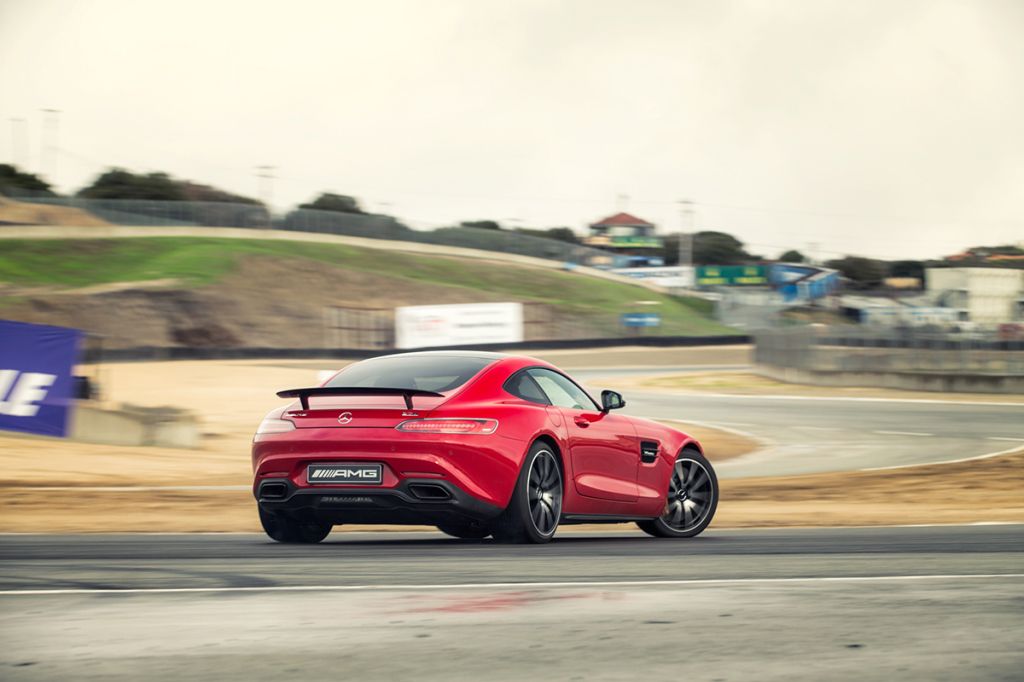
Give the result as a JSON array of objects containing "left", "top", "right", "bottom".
[{"left": 2, "top": 0, "right": 1021, "bottom": 259}]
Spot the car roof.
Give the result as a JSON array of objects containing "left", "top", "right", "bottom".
[{"left": 369, "top": 350, "right": 510, "bottom": 360}]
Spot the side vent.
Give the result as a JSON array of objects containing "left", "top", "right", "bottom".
[{"left": 640, "top": 441, "right": 660, "bottom": 464}]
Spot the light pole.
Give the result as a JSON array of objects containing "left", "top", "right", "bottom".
[
  {"left": 8, "top": 117, "right": 28, "bottom": 168},
  {"left": 677, "top": 199, "right": 695, "bottom": 268},
  {"left": 255, "top": 165, "right": 276, "bottom": 208},
  {"left": 40, "top": 108, "right": 60, "bottom": 183}
]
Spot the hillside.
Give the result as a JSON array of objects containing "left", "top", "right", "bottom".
[{"left": 0, "top": 237, "right": 738, "bottom": 348}]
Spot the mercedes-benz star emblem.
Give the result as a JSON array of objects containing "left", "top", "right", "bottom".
[{"left": 338, "top": 412, "right": 353, "bottom": 424}]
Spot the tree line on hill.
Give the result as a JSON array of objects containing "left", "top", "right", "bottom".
[{"left": 2, "top": 164, "right": 1020, "bottom": 285}]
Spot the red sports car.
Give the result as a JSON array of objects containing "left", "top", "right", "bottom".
[{"left": 252, "top": 351, "right": 718, "bottom": 543}]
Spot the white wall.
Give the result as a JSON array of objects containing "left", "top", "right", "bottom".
[{"left": 926, "top": 267, "right": 1024, "bottom": 323}]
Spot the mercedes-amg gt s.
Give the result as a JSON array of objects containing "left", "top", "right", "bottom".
[{"left": 253, "top": 351, "right": 718, "bottom": 543}]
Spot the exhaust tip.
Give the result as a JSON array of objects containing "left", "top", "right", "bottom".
[
  {"left": 259, "top": 481, "right": 288, "bottom": 500},
  {"left": 408, "top": 484, "right": 452, "bottom": 501}
]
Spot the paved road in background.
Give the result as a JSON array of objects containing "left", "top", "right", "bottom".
[
  {"left": 573, "top": 367, "right": 1024, "bottom": 477},
  {"left": 1, "top": 526, "right": 1021, "bottom": 680}
]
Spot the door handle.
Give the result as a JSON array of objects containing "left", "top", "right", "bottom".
[{"left": 574, "top": 416, "right": 590, "bottom": 428}]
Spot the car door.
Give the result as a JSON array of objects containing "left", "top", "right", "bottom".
[{"left": 528, "top": 368, "right": 638, "bottom": 502}]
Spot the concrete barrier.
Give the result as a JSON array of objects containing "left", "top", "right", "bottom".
[
  {"left": 70, "top": 404, "right": 200, "bottom": 448},
  {"left": 756, "top": 364, "right": 1024, "bottom": 394}
]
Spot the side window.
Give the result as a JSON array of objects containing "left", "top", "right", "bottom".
[
  {"left": 528, "top": 368, "right": 599, "bottom": 411},
  {"left": 504, "top": 371, "right": 550, "bottom": 405}
]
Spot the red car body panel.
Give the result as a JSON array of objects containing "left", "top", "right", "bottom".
[{"left": 252, "top": 353, "right": 701, "bottom": 523}]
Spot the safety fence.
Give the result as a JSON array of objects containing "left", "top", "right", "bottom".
[{"left": 755, "top": 326, "right": 1024, "bottom": 376}]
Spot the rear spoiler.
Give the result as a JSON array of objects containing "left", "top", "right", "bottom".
[{"left": 276, "top": 386, "right": 444, "bottom": 410}]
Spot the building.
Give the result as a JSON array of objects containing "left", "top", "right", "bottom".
[
  {"left": 926, "top": 267, "right": 1024, "bottom": 324},
  {"left": 583, "top": 212, "right": 663, "bottom": 268}
]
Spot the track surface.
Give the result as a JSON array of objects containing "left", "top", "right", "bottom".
[
  {"left": 572, "top": 368, "right": 1024, "bottom": 477},
  {"left": 1, "top": 526, "right": 1022, "bottom": 680}
]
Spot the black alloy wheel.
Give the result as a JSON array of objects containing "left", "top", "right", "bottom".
[
  {"left": 638, "top": 449, "right": 718, "bottom": 538},
  {"left": 491, "top": 442, "right": 563, "bottom": 543}
]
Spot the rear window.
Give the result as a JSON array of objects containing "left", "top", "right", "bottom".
[{"left": 325, "top": 355, "right": 494, "bottom": 393}]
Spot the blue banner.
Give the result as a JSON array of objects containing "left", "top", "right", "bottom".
[
  {"left": 621, "top": 312, "right": 661, "bottom": 328},
  {"left": 0, "top": 320, "right": 82, "bottom": 438}
]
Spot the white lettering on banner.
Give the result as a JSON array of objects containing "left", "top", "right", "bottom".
[
  {"left": 395, "top": 303, "right": 524, "bottom": 349},
  {"left": 0, "top": 371, "right": 57, "bottom": 417}
]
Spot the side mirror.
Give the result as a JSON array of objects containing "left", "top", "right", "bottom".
[{"left": 601, "top": 390, "right": 625, "bottom": 412}]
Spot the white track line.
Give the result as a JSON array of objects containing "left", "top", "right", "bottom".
[
  {"left": 872, "top": 430, "right": 932, "bottom": 437},
  {"left": 861, "top": 442, "right": 1024, "bottom": 471},
  {"left": 988, "top": 437, "right": 1024, "bottom": 442},
  {"left": 2, "top": 573, "right": 1021, "bottom": 597}
]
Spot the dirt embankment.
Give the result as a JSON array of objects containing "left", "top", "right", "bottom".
[
  {"left": 0, "top": 197, "right": 109, "bottom": 226},
  {"left": 0, "top": 256, "right": 517, "bottom": 349}
]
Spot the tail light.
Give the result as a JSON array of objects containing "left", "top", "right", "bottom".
[
  {"left": 255, "top": 417, "right": 295, "bottom": 436},
  {"left": 396, "top": 418, "right": 498, "bottom": 435}
]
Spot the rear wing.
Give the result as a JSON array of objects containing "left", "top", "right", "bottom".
[{"left": 276, "top": 386, "right": 444, "bottom": 410}]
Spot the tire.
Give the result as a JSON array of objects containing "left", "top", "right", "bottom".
[
  {"left": 258, "top": 505, "right": 332, "bottom": 544},
  {"left": 436, "top": 522, "right": 492, "bottom": 540},
  {"left": 491, "top": 441, "right": 563, "bottom": 544},
  {"left": 637, "top": 448, "right": 718, "bottom": 538}
]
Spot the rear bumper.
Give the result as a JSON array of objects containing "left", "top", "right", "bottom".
[{"left": 255, "top": 477, "right": 504, "bottom": 526}]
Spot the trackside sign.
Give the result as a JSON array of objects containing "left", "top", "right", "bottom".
[
  {"left": 0, "top": 320, "right": 82, "bottom": 438},
  {"left": 395, "top": 303, "right": 524, "bottom": 349}
]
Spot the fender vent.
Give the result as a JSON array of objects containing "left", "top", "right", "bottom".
[{"left": 640, "top": 441, "right": 660, "bottom": 464}]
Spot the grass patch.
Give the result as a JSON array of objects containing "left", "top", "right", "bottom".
[{"left": 0, "top": 237, "right": 739, "bottom": 336}]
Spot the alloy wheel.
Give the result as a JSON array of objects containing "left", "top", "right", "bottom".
[
  {"left": 527, "top": 450, "right": 562, "bottom": 536},
  {"left": 662, "top": 458, "right": 713, "bottom": 532}
]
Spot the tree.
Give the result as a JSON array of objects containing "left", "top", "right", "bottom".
[
  {"left": 544, "top": 227, "right": 579, "bottom": 244},
  {"left": 0, "top": 164, "right": 55, "bottom": 196},
  {"left": 888, "top": 260, "right": 924, "bottom": 279},
  {"left": 180, "top": 181, "right": 260, "bottom": 205},
  {"left": 778, "top": 249, "right": 806, "bottom": 263},
  {"left": 514, "top": 226, "right": 579, "bottom": 243},
  {"left": 77, "top": 169, "right": 184, "bottom": 200},
  {"left": 825, "top": 256, "right": 886, "bottom": 287},
  {"left": 298, "top": 193, "right": 365, "bottom": 214},
  {"left": 460, "top": 220, "right": 502, "bottom": 231},
  {"left": 693, "top": 231, "right": 752, "bottom": 265}
]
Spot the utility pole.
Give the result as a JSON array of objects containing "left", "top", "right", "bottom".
[
  {"left": 255, "top": 165, "right": 276, "bottom": 208},
  {"left": 8, "top": 118, "right": 28, "bottom": 168},
  {"left": 806, "top": 241, "right": 819, "bottom": 266},
  {"left": 677, "top": 199, "right": 695, "bottom": 268},
  {"left": 40, "top": 108, "right": 60, "bottom": 182}
]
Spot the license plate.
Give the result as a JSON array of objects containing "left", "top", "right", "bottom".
[{"left": 306, "top": 463, "right": 383, "bottom": 485}]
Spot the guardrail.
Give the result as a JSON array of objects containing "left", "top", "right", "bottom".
[
  {"left": 7, "top": 196, "right": 613, "bottom": 265},
  {"left": 81, "top": 334, "right": 751, "bottom": 363}
]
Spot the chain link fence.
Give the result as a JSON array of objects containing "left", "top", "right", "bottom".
[
  {"left": 8, "top": 196, "right": 611, "bottom": 265},
  {"left": 755, "top": 326, "right": 1024, "bottom": 376}
]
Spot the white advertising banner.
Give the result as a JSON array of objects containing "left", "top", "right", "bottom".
[
  {"left": 611, "top": 266, "right": 695, "bottom": 288},
  {"left": 395, "top": 302, "right": 524, "bottom": 349}
]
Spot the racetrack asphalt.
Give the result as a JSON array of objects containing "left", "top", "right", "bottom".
[
  {"left": 572, "top": 367, "right": 1024, "bottom": 477},
  {"left": 1, "top": 526, "right": 1021, "bottom": 681}
]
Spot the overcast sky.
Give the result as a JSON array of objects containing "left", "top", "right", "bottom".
[{"left": 2, "top": 0, "right": 1021, "bottom": 259}]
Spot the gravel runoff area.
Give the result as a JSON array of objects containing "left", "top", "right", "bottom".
[{"left": 0, "top": 347, "right": 1021, "bottom": 532}]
